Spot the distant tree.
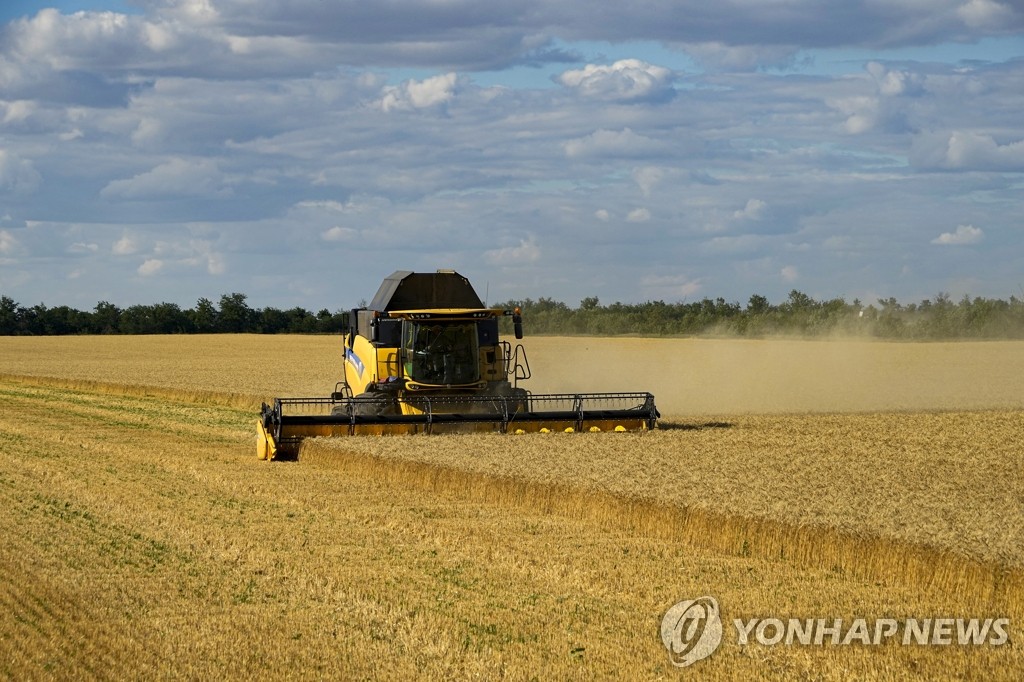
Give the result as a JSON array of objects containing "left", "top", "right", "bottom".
[
  {"left": 116, "top": 302, "right": 191, "bottom": 334},
  {"left": 42, "top": 305, "right": 88, "bottom": 335},
  {"left": 747, "top": 294, "right": 770, "bottom": 314},
  {"left": 93, "top": 301, "right": 121, "bottom": 334},
  {"left": 318, "top": 310, "right": 348, "bottom": 333},
  {"left": 16, "top": 305, "right": 40, "bottom": 334},
  {"left": 119, "top": 305, "right": 156, "bottom": 334},
  {"left": 0, "top": 296, "right": 20, "bottom": 334},
  {"left": 191, "top": 297, "right": 218, "bottom": 333},
  {"left": 218, "top": 293, "right": 256, "bottom": 333},
  {"left": 531, "top": 297, "right": 569, "bottom": 314},
  {"left": 877, "top": 296, "right": 901, "bottom": 312},
  {"left": 283, "top": 307, "right": 317, "bottom": 333},
  {"left": 785, "top": 290, "right": 814, "bottom": 311},
  {"left": 151, "top": 302, "right": 193, "bottom": 334},
  {"left": 259, "top": 307, "right": 289, "bottom": 334}
]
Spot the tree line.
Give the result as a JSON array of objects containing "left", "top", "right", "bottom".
[
  {"left": 494, "top": 291, "right": 1024, "bottom": 340},
  {"left": 3, "top": 290, "right": 1024, "bottom": 339},
  {"left": 0, "top": 293, "right": 347, "bottom": 335}
]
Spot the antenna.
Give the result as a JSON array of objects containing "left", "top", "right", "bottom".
[{"left": 485, "top": 281, "right": 489, "bottom": 307}]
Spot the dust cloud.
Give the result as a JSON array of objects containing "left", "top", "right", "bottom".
[
  {"left": 3, "top": 335, "right": 1021, "bottom": 418},
  {"left": 519, "top": 337, "right": 1024, "bottom": 417}
]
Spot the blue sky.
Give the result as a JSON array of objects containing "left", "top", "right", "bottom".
[{"left": 1, "top": 1, "right": 1023, "bottom": 311}]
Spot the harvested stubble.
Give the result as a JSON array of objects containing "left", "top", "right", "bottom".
[{"left": 1, "top": 378, "right": 1021, "bottom": 679}]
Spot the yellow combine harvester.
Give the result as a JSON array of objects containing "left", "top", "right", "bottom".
[{"left": 257, "top": 270, "right": 659, "bottom": 459}]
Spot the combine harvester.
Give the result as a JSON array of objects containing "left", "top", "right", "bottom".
[{"left": 257, "top": 270, "right": 659, "bottom": 459}]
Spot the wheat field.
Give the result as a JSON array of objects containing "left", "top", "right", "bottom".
[
  {"left": 3, "top": 334, "right": 1024, "bottom": 413},
  {"left": 1, "top": 334, "right": 1022, "bottom": 679}
]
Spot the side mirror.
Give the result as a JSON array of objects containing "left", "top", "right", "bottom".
[{"left": 513, "top": 312, "right": 523, "bottom": 340}]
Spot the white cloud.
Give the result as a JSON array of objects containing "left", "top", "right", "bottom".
[
  {"left": 5, "top": 9, "right": 213, "bottom": 77},
  {"left": 866, "top": 62, "right": 925, "bottom": 97},
  {"left": 594, "top": 209, "right": 610, "bottom": 222},
  {"left": 626, "top": 208, "right": 651, "bottom": 223},
  {"left": 829, "top": 95, "right": 880, "bottom": 135},
  {"left": 112, "top": 234, "right": 141, "bottom": 255},
  {"left": 0, "top": 230, "right": 17, "bottom": 255},
  {"left": 640, "top": 274, "right": 702, "bottom": 300},
  {"left": 944, "top": 132, "right": 1024, "bottom": 171},
  {"left": 131, "top": 118, "right": 166, "bottom": 146},
  {"left": 781, "top": 265, "right": 799, "bottom": 282},
  {"left": 1, "top": 100, "right": 35, "bottom": 124},
  {"left": 182, "top": 239, "right": 226, "bottom": 275},
  {"left": 557, "top": 59, "right": 674, "bottom": 102},
  {"left": 484, "top": 236, "right": 540, "bottom": 265},
  {"left": 322, "top": 226, "right": 359, "bottom": 242},
  {"left": 733, "top": 199, "right": 767, "bottom": 221},
  {"left": 632, "top": 166, "right": 665, "bottom": 198},
  {"left": 563, "top": 128, "right": 661, "bottom": 158},
  {"left": 101, "top": 158, "right": 231, "bottom": 199},
  {"left": 0, "top": 6, "right": 272, "bottom": 87},
  {"left": 141, "top": 237, "right": 226, "bottom": 275},
  {"left": 379, "top": 73, "right": 458, "bottom": 112},
  {"left": 138, "top": 258, "right": 164, "bottom": 276},
  {"left": 68, "top": 242, "right": 99, "bottom": 254},
  {"left": 163, "top": 0, "right": 220, "bottom": 24},
  {"left": 932, "top": 224, "right": 983, "bottom": 245},
  {"left": 205, "top": 251, "right": 226, "bottom": 275},
  {"left": 0, "top": 149, "right": 41, "bottom": 192},
  {"left": 958, "top": 0, "right": 1015, "bottom": 29},
  {"left": 912, "top": 131, "right": 1024, "bottom": 171}
]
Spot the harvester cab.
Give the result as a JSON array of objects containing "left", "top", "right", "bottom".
[
  {"left": 335, "top": 270, "right": 529, "bottom": 405},
  {"left": 257, "top": 270, "right": 659, "bottom": 459}
]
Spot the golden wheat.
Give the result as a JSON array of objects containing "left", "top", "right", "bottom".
[
  {"left": 301, "top": 415, "right": 1024, "bottom": 623},
  {"left": 0, "top": 334, "right": 341, "bottom": 399},
  {"left": 306, "top": 411, "right": 1024, "bottom": 566},
  {"left": 2, "top": 334, "right": 1023, "bottom": 679}
]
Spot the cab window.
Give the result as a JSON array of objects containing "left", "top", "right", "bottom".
[{"left": 403, "top": 322, "right": 480, "bottom": 385}]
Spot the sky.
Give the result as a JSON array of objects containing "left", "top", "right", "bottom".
[{"left": 1, "top": 1, "right": 1023, "bottom": 312}]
